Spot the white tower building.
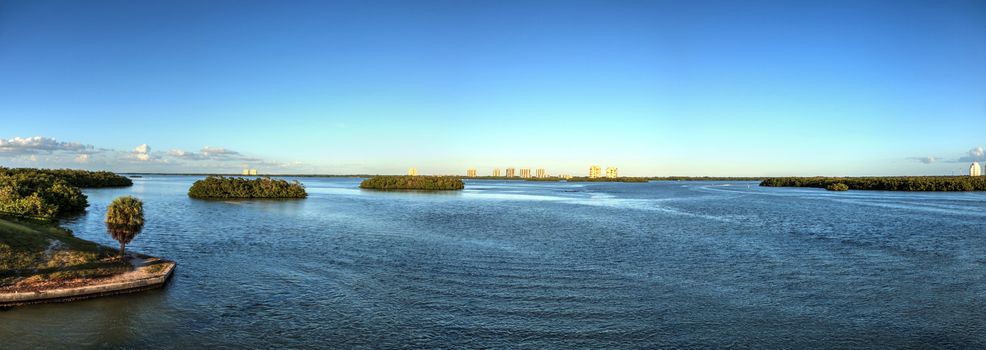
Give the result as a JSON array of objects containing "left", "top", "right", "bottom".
[{"left": 971, "top": 162, "right": 982, "bottom": 176}]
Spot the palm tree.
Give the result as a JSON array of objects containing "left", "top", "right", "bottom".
[{"left": 105, "top": 196, "right": 145, "bottom": 260}]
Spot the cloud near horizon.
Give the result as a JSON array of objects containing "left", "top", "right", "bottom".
[
  {"left": 168, "top": 146, "right": 262, "bottom": 163},
  {"left": 958, "top": 146, "right": 985, "bottom": 162},
  {"left": 1, "top": 135, "right": 302, "bottom": 172},
  {"left": 0, "top": 136, "right": 94, "bottom": 156},
  {"left": 908, "top": 156, "right": 937, "bottom": 164}
]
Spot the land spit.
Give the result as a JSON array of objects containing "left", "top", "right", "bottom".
[{"left": 0, "top": 254, "right": 175, "bottom": 307}]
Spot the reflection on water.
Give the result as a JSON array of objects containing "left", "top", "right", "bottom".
[{"left": 3, "top": 176, "right": 986, "bottom": 348}]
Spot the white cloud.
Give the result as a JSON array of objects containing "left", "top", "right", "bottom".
[
  {"left": 131, "top": 144, "right": 152, "bottom": 161},
  {"left": 201, "top": 146, "right": 240, "bottom": 156},
  {"left": 1, "top": 136, "right": 303, "bottom": 173},
  {"left": 970, "top": 146, "right": 984, "bottom": 158},
  {"left": 958, "top": 146, "right": 985, "bottom": 162},
  {"left": 908, "top": 156, "right": 937, "bottom": 164},
  {"left": 168, "top": 149, "right": 204, "bottom": 160},
  {"left": 167, "top": 146, "right": 259, "bottom": 162},
  {"left": 0, "top": 136, "right": 94, "bottom": 156}
]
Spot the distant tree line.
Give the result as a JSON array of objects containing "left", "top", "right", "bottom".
[
  {"left": 760, "top": 176, "right": 986, "bottom": 191},
  {"left": 566, "top": 177, "right": 650, "bottom": 183},
  {"left": 523, "top": 177, "right": 562, "bottom": 182},
  {"left": 360, "top": 176, "right": 464, "bottom": 190},
  {"left": 462, "top": 176, "right": 527, "bottom": 181},
  {"left": 0, "top": 167, "right": 132, "bottom": 188},
  {"left": 188, "top": 176, "right": 307, "bottom": 199},
  {"left": 649, "top": 176, "right": 764, "bottom": 181}
]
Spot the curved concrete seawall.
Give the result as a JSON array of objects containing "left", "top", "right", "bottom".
[{"left": 0, "top": 261, "right": 175, "bottom": 307}]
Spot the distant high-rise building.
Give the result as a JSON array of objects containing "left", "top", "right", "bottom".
[
  {"left": 589, "top": 165, "right": 602, "bottom": 178},
  {"left": 606, "top": 167, "right": 618, "bottom": 178},
  {"left": 242, "top": 169, "right": 250, "bottom": 176},
  {"left": 506, "top": 168, "right": 516, "bottom": 177},
  {"left": 493, "top": 168, "right": 502, "bottom": 177},
  {"left": 536, "top": 168, "right": 546, "bottom": 178},
  {"left": 467, "top": 168, "right": 477, "bottom": 177},
  {"left": 408, "top": 168, "right": 418, "bottom": 176},
  {"left": 249, "top": 169, "right": 258, "bottom": 176},
  {"left": 520, "top": 168, "right": 531, "bottom": 178},
  {"left": 972, "top": 162, "right": 983, "bottom": 176},
  {"left": 559, "top": 174, "right": 572, "bottom": 179}
]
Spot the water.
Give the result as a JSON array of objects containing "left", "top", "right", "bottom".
[{"left": 3, "top": 176, "right": 986, "bottom": 348}]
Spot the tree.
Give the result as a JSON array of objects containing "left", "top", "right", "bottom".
[{"left": 105, "top": 196, "right": 145, "bottom": 260}]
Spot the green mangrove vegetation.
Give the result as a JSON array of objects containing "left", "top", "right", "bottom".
[
  {"left": 523, "top": 177, "right": 563, "bottom": 182},
  {"left": 360, "top": 176, "right": 464, "bottom": 190},
  {"left": 0, "top": 167, "right": 135, "bottom": 220},
  {"left": 0, "top": 172, "right": 88, "bottom": 220},
  {"left": 0, "top": 167, "right": 132, "bottom": 188},
  {"left": 826, "top": 183, "right": 849, "bottom": 191},
  {"left": 760, "top": 176, "right": 986, "bottom": 191},
  {"left": 649, "top": 176, "right": 764, "bottom": 181},
  {"left": 188, "top": 176, "right": 307, "bottom": 199}
]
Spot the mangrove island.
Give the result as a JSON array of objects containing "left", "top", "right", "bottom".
[
  {"left": 360, "top": 176, "right": 464, "bottom": 190},
  {"left": 188, "top": 176, "right": 308, "bottom": 199}
]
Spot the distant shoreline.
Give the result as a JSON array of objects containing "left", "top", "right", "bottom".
[
  {"left": 761, "top": 176, "right": 986, "bottom": 192},
  {"left": 116, "top": 173, "right": 986, "bottom": 191},
  {"left": 120, "top": 173, "right": 766, "bottom": 181}
]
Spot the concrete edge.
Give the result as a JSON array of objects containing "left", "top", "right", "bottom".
[{"left": 0, "top": 261, "right": 175, "bottom": 307}]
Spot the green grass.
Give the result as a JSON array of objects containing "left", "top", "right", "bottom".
[{"left": 0, "top": 217, "right": 128, "bottom": 287}]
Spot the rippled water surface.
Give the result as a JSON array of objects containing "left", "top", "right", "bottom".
[{"left": 3, "top": 176, "right": 986, "bottom": 348}]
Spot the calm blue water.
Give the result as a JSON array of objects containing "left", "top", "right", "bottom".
[{"left": 3, "top": 176, "right": 986, "bottom": 348}]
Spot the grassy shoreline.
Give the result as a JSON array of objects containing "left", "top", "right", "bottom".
[
  {"left": 0, "top": 217, "right": 173, "bottom": 296},
  {"left": 0, "top": 217, "right": 127, "bottom": 289}
]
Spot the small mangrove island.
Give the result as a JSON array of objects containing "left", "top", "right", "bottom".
[
  {"left": 760, "top": 176, "right": 986, "bottom": 191},
  {"left": 360, "top": 175, "right": 464, "bottom": 190},
  {"left": 188, "top": 176, "right": 308, "bottom": 199}
]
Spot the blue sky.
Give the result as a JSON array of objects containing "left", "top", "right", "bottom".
[{"left": 1, "top": 0, "right": 984, "bottom": 176}]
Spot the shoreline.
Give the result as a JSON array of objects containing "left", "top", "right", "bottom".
[{"left": 0, "top": 253, "right": 175, "bottom": 307}]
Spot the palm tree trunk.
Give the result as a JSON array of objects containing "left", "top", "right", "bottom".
[{"left": 119, "top": 242, "right": 126, "bottom": 260}]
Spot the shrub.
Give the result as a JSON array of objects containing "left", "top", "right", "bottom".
[
  {"left": 826, "top": 183, "right": 849, "bottom": 191},
  {"left": 188, "top": 176, "right": 307, "bottom": 199},
  {"left": 0, "top": 173, "right": 87, "bottom": 220},
  {"left": 360, "top": 176, "right": 464, "bottom": 190}
]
